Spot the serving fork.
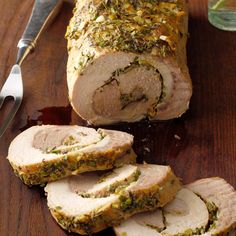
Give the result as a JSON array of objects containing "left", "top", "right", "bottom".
[{"left": 0, "top": 0, "right": 63, "bottom": 137}]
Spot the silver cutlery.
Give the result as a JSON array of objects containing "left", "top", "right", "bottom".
[{"left": 0, "top": 0, "right": 63, "bottom": 137}]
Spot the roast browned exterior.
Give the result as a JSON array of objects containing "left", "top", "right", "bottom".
[{"left": 66, "top": 0, "right": 192, "bottom": 125}]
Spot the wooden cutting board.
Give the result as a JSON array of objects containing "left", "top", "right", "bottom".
[{"left": 0, "top": 0, "right": 236, "bottom": 235}]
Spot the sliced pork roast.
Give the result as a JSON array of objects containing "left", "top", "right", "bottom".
[
  {"left": 7, "top": 125, "right": 135, "bottom": 185},
  {"left": 66, "top": 0, "right": 192, "bottom": 125},
  {"left": 187, "top": 177, "right": 236, "bottom": 236},
  {"left": 45, "top": 164, "right": 181, "bottom": 235},
  {"left": 114, "top": 177, "right": 236, "bottom": 236}
]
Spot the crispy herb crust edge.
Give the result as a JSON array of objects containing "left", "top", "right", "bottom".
[
  {"left": 48, "top": 167, "right": 181, "bottom": 235},
  {"left": 10, "top": 147, "right": 135, "bottom": 186},
  {"left": 66, "top": 0, "right": 186, "bottom": 55}
]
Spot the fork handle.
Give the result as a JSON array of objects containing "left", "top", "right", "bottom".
[{"left": 16, "top": 0, "right": 63, "bottom": 65}]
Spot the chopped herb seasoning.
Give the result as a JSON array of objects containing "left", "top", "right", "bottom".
[
  {"left": 12, "top": 145, "right": 132, "bottom": 185},
  {"left": 120, "top": 91, "right": 148, "bottom": 110},
  {"left": 79, "top": 167, "right": 141, "bottom": 198},
  {"left": 145, "top": 223, "right": 162, "bottom": 232},
  {"left": 88, "top": 160, "right": 97, "bottom": 167},
  {"left": 51, "top": 149, "right": 62, "bottom": 154},
  {"left": 119, "top": 195, "right": 133, "bottom": 210},
  {"left": 176, "top": 226, "right": 206, "bottom": 236},
  {"left": 63, "top": 136, "right": 77, "bottom": 146},
  {"left": 76, "top": 51, "right": 95, "bottom": 72},
  {"left": 206, "top": 201, "right": 218, "bottom": 231},
  {"left": 66, "top": 0, "right": 185, "bottom": 54}
]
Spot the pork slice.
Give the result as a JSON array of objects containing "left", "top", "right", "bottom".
[
  {"left": 114, "top": 210, "right": 164, "bottom": 236},
  {"left": 187, "top": 177, "right": 236, "bottom": 236},
  {"left": 114, "top": 177, "right": 236, "bottom": 236},
  {"left": 7, "top": 125, "right": 135, "bottom": 185},
  {"left": 162, "top": 188, "right": 209, "bottom": 235},
  {"left": 114, "top": 188, "right": 209, "bottom": 236},
  {"left": 45, "top": 164, "right": 180, "bottom": 235}
]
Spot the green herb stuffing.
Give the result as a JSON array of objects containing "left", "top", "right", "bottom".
[
  {"left": 206, "top": 201, "right": 218, "bottom": 231},
  {"left": 121, "top": 232, "right": 128, "bottom": 236},
  {"left": 95, "top": 57, "right": 165, "bottom": 115},
  {"left": 55, "top": 206, "right": 62, "bottom": 210},
  {"left": 63, "top": 136, "right": 77, "bottom": 146}
]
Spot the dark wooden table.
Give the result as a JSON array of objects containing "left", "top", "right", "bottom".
[{"left": 0, "top": 0, "right": 236, "bottom": 235}]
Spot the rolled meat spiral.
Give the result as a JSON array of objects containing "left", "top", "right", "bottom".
[
  {"left": 7, "top": 125, "right": 135, "bottom": 185},
  {"left": 66, "top": 0, "right": 192, "bottom": 125}
]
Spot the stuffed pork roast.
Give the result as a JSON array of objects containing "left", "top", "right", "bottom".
[
  {"left": 66, "top": 0, "right": 192, "bottom": 125},
  {"left": 7, "top": 125, "right": 135, "bottom": 185},
  {"left": 45, "top": 164, "right": 181, "bottom": 235},
  {"left": 114, "top": 177, "right": 236, "bottom": 236}
]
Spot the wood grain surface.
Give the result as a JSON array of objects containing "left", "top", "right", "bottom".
[{"left": 0, "top": 0, "right": 236, "bottom": 235}]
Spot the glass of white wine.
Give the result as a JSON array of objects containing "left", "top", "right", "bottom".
[{"left": 208, "top": 0, "right": 236, "bottom": 31}]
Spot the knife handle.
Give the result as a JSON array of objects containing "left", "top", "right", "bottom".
[{"left": 16, "top": 0, "right": 63, "bottom": 65}]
